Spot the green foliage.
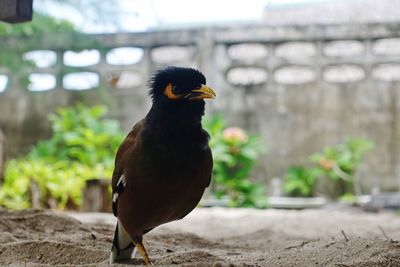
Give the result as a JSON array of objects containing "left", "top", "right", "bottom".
[
  {"left": 28, "top": 104, "right": 124, "bottom": 169},
  {"left": 203, "top": 115, "right": 266, "bottom": 208},
  {"left": 0, "top": 159, "right": 111, "bottom": 209},
  {"left": 283, "top": 137, "right": 374, "bottom": 198},
  {"left": 310, "top": 137, "right": 374, "bottom": 197},
  {"left": 0, "top": 12, "right": 75, "bottom": 37},
  {"left": 0, "top": 11, "right": 106, "bottom": 52},
  {"left": 283, "top": 166, "right": 321, "bottom": 197},
  {"left": 310, "top": 138, "right": 374, "bottom": 180},
  {"left": 0, "top": 105, "right": 124, "bottom": 209},
  {"left": 338, "top": 192, "right": 356, "bottom": 203}
]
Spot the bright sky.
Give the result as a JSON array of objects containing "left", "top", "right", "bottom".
[{"left": 36, "top": 0, "right": 351, "bottom": 33}]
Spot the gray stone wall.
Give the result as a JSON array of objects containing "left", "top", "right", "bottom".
[{"left": 1, "top": 23, "right": 400, "bottom": 192}]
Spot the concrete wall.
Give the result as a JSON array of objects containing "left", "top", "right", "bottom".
[{"left": 1, "top": 23, "right": 400, "bottom": 192}]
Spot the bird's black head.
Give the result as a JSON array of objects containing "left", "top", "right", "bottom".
[
  {"left": 149, "top": 66, "right": 215, "bottom": 102},
  {"left": 147, "top": 66, "right": 216, "bottom": 123}
]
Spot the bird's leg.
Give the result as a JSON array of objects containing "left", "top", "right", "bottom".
[{"left": 135, "top": 242, "right": 152, "bottom": 265}]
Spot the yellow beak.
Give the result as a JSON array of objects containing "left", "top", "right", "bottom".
[{"left": 188, "top": 85, "right": 216, "bottom": 100}]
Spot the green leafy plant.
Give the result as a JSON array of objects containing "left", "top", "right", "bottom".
[
  {"left": 283, "top": 166, "right": 321, "bottom": 197},
  {"left": 310, "top": 137, "right": 374, "bottom": 198},
  {"left": 203, "top": 115, "right": 266, "bottom": 208},
  {"left": 28, "top": 104, "right": 124, "bottom": 168},
  {"left": 0, "top": 105, "right": 124, "bottom": 209},
  {"left": 0, "top": 12, "right": 75, "bottom": 37},
  {"left": 283, "top": 138, "right": 374, "bottom": 198},
  {"left": 0, "top": 159, "right": 111, "bottom": 209}
]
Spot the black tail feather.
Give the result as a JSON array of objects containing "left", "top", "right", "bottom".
[
  {"left": 110, "top": 222, "right": 135, "bottom": 263},
  {"left": 112, "top": 224, "right": 135, "bottom": 255}
]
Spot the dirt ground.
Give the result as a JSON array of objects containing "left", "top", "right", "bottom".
[{"left": 1, "top": 207, "right": 400, "bottom": 266}]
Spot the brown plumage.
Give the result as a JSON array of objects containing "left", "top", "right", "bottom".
[{"left": 110, "top": 66, "right": 216, "bottom": 264}]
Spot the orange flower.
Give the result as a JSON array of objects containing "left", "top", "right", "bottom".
[{"left": 319, "top": 158, "right": 335, "bottom": 170}]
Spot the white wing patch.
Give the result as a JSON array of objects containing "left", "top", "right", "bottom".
[
  {"left": 113, "top": 174, "right": 126, "bottom": 204},
  {"left": 112, "top": 192, "right": 119, "bottom": 203},
  {"left": 112, "top": 174, "right": 127, "bottom": 216}
]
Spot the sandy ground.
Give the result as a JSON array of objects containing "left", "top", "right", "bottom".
[{"left": 1, "top": 207, "right": 400, "bottom": 266}]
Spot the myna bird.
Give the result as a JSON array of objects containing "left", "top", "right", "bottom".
[{"left": 110, "top": 66, "right": 216, "bottom": 265}]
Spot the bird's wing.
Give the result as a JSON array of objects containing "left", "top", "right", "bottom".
[{"left": 111, "top": 120, "right": 144, "bottom": 216}]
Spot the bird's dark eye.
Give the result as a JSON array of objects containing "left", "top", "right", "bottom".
[{"left": 172, "top": 86, "right": 181, "bottom": 95}]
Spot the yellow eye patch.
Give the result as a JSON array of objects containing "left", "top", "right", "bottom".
[{"left": 163, "top": 83, "right": 182, "bottom": 100}]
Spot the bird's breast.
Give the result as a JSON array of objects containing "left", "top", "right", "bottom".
[
  {"left": 137, "top": 130, "right": 210, "bottom": 181},
  {"left": 140, "top": 146, "right": 209, "bottom": 183},
  {"left": 119, "top": 144, "right": 212, "bottom": 235}
]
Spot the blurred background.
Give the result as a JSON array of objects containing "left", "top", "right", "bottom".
[{"left": 1, "top": 0, "right": 400, "bottom": 211}]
